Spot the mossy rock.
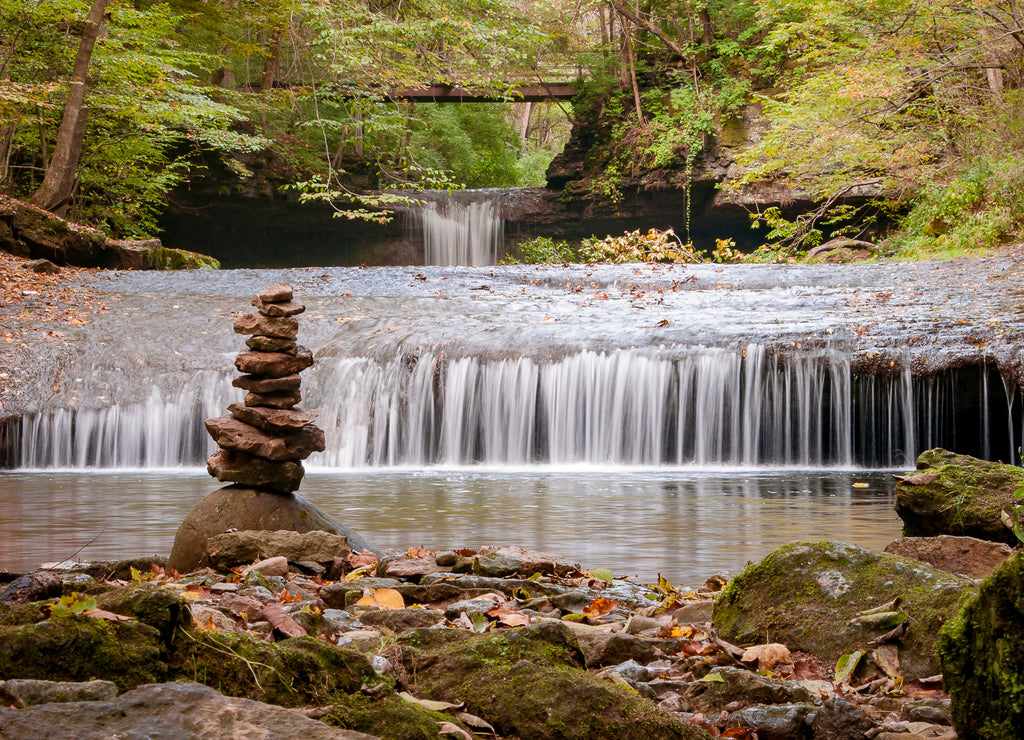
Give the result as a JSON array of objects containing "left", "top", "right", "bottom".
[
  {"left": 938, "top": 554, "right": 1024, "bottom": 739},
  {"left": 0, "top": 617, "right": 166, "bottom": 690},
  {"left": 894, "top": 448, "right": 1024, "bottom": 544},
  {"left": 395, "top": 622, "right": 709, "bottom": 740},
  {"left": 713, "top": 540, "right": 976, "bottom": 679},
  {"left": 94, "top": 585, "right": 189, "bottom": 644},
  {"left": 324, "top": 693, "right": 474, "bottom": 739},
  {"left": 156, "top": 246, "right": 220, "bottom": 270},
  {"left": 0, "top": 603, "right": 45, "bottom": 627},
  {"left": 167, "top": 632, "right": 376, "bottom": 707}
]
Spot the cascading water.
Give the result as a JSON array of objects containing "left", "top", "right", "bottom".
[{"left": 412, "top": 190, "right": 505, "bottom": 266}]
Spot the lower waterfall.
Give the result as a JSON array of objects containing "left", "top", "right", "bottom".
[{"left": 13, "top": 345, "right": 1017, "bottom": 470}]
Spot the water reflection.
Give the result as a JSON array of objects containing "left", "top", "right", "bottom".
[{"left": 0, "top": 469, "right": 900, "bottom": 585}]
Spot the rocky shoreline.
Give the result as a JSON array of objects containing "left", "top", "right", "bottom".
[{"left": 3, "top": 447, "right": 1023, "bottom": 740}]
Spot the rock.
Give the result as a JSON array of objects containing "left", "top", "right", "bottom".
[
  {"left": 227, "top": 402, "right": 318, "bottom": 432},
  {"left": 0, "top": 679, "right": 117, "bottom": 708},
  {"left": 884, "top": 536, "right": 1015, "bottom": 579},
  {"left": 671, "top": 600, "right": 715, "bottom": 624},
  {"left": 907, "top": 705, "right": 951, "bottom": 725},
  {"left": 358, "top": 608, "right": 446, "bottom": 632},
  {"left": 167, "top": 485, "right": 378, "bottom": 573},
  {"left": 253, "top": 296, "right": 306, "bottom": 317},
  {"left": 204, "top": 415, "right": 325, "bottom": 461},
  {"left": 729, "top": 704, "right": 814, "bottom": 740},
  {"left": 476, "top": 545, "right": 580, "bottom": 576},
  {"left": 380, "top": 556, "right": 446, "bottom": 578},
  {"left": 232, "top": 312, "right": 299, "bottom": 339},
  {"left": 1, "top": 570, "right": 63, "bottom": 604},
  {"left": 246, "top": 335, "right": 298, "bottom": 353},
  {"left": 93, "top": 585, "right": 189, "bottom": 642},
  {"left": 894, "top": 448, "right": 1024, "bottom": 545},
  {"left": 257, "top": 283, "right": 294, "bottom": 303},
  {"left": 681, "top": 667, "right": 815, "bottom": 713},
  {"left": 624, "top": 614, "right": 664, "bottom": 635},
  {"left": 25, "top": 258, "right": 59, "bottom": 274},
  {"left": 809, "top": 697, "right": 877, "bottom": 740},
  {"left": 232, "top": 373, "right": 302, "bottom": 393},
  {"left": 245, "top": 389, "right": 303, "bottom": 409},
  {"left": 234, "top": 347, "right": 313, "bottom": 377},
  {"left": 241, "top": 556, "right": 290, "bottom": 578},
  {"left": 0, "top": 682, "right": 381, "bottom": 740},
  {"left": 190, "top": 603, "right": 241, "bottom": 632},
  {"left": 207, "top": 448, "right": 305, "bottom": 492},
  {"left": 938, "top": 554, "right": 1024, "bottom": 738},
  {"left": 206, "top": 530, "right": 353, "bottom": 569},
  {"left": 713, "top": 540, "right": 976, "bottom": 679},
  {"left": 470, "top": 552, "right": 522, "bottom": 577},
  {"left": 574, "top": 630, "right": 680, "bottom": 668}
]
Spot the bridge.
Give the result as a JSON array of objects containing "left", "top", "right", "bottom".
[{"left": 388, "top": 82, "right": 577, "bottom": 102}]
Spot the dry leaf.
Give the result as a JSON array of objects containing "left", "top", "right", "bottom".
[
  {"left": 740, "top": 643, "right": 793, "bottom": 671},
  {"left": 81, "top": 608, "right": 133, "bottom": 623},
  {"left": 398, "top": 692, "right": 465, "bottom": 711},
  {"left": 485, "top": 605, "right": 531, "bottom": 627},
  {"left": 346, "top": 550, "right": 381, "bottom": 568},
  {"left": 263, "top": 603, "right": 307, "bottom": 638},
  {"left": 582, "top": 597, "right": 618, "bottom": 618},
  {"left": 356, "top": 588, "right": 405, "bottom": 610},
  {"left": 455, "top": 712, "right": 496, "bottom": 734},
  {"left": 437, "top": 722, "right": 473, "bottom": 739}
]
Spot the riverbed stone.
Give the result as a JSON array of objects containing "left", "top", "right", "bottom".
[
  {"left": 937, "top": 554, "right": 1024, "bottom": 738},
  {"left": 574, "top": 630, "right": 681, "bottom": 668},
  {"left": 204, "top": 415, "right": 324, "bottom": 461},
  {"left": 884, "top": 535, "right": 1015, "bottom": 579},
  {"left": 167, "top": 485, "right": 378, "bottom": 573},
  {"left": 206, "top": 530, "right": 353, "bottom": 569},
  {"left": 894, "top": 448, "right": 1024, "bottom": 545},
  {"left": 810, "top": 697, "right": 877, "bottom": 740},
  {"left": 233, "top": 312, "right": 299, "bottom": 339},
  {"left": 681, "top": 667, "right": 816, "bottom": 713},
  {"left": 232, "top": 373, "right": 302, "bottom": 393},
  {"left": 0, "top": 679, "right": 118, "bottom": 708},
  {"left": 0, "top": 682, "right": 381, "bottom": 740},
  {"left": 246, "top": 335, "right": 298, "bottom": 353},
  {"left": 207, "top": 448, "right": 305, "bottom": 491},
  {"left": 729, "top": 704, "right": 815, "bottom": 740},
  {"left": 234, "top": 347, "right": 313, "bottom": 377},
  {"left": 245, "top": 389, "right": 303, "bottom": 409},
  {"left": 228, "top": 402, "right": 318, "bottom": 431},
  {"left": 713, "top": 540, "right": 976, "bottom": 679}
]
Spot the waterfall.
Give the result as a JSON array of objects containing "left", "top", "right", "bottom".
[
  {"left": 413, "top": 191, "right": 504, "bottom": 266},
  {"left": 14, "top": 345, "right": 1017, "bottom": 470}
]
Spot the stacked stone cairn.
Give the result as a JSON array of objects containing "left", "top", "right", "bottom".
[{"left": 204, "top": 283, "right": 325, "bottom": 493}]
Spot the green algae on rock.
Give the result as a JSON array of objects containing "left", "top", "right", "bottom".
[
  {"left": 712, "top": 540, "right": 976, "bottom": 679},
  {"left": 894, "top": 448, "right": 1024, "bottom": 545},
  {"left": 937, "top": 554, "right": 1024, "bottom": 739}
]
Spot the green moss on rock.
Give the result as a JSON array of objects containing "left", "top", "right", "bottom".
[
  {"left": 713, "top": 540, "right": 975, "bottom": 679},
  {"left": 94, "top": 585, "right": 189, "bottom": 644},
  {"left": 395, "top": 622, "right": 707, "bottom": 740},
  {"left": 938, "top": 554, "right": 1024, "bottom": 739},
  {"left": 324, "top": 693, "right": 467, "bottom": 739},
  {"left": 895, "top": 448, "right": 1024, "bottom": 544}
]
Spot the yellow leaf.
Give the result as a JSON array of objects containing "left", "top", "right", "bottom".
[
  {"left": 355, "top": 588, "right": 405, "bottom": 610},
  {"left": 740, "top": 643, "right": 793, "bottom": 671}
]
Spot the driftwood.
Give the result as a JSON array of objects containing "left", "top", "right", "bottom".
[{"left": 0, "top": 570, "right": 63, "bottom": 604}]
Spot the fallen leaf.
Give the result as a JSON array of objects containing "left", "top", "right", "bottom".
[
  {"left": 699, "top": 672, "right": 726, "bottom": 683},
  {"left": 872, "top": 644, "right": 901, "bottom": 681},
  {"left": 263, "top": 603, "right": 307, "bottom": 638},
  {"left": 454, "top": 711, "right": 496, "bottom": 734},
  {"left": 356, "top": 588, "right": 405, "bottom": 610},
  {"left": 835, "top": 651, "right": 865, "bottom": 685},
  {"left": 346, "top": 549, "right": 381, "bottom": 568},
  {"left": 486, "top": 605, "right": 531, "bottom": 627},
  {"left": 582, "top": 597, "right": 619, "bottom": 618},
  {"left": 740, "top": 643, "right": 792, "bottom": 671},
  {"left": 82, "top": 608, "right": 133, "bottom": 623},
  {"left": 437, "top": 722, "right": 473, "bottom": 739},
  {"left": 398, "top": 692, "right": 465, "bottom": 711}
]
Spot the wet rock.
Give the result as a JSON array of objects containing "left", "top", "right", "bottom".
[
  {"left": 0, "top": 679, "right": 117, "bottom": 708},
  {"left": 205, "top": 415, "right": 324, "bottom": 461},
  {"left": 809, "top": 697, "right": 876, "bottom": 739},
  {"left": 884, "top": 535, "right": 1016, "bottom": 579},
  {"left": 227, "top": 402, "right": 318, "bottom": 432},
  {"left": 232, "top": 312, "right": 299, "bottom": 339},
  {"left": 206, "top": 530, "right": 352, "bottom": 569},
  {"left": 938, "top": 554, "right": 1024, "bottom": 738},
  {"left": 234, "top": 347, "right": 313, "bottom": 377},
  {"left": 0, "top": 682, "right": 381, "bottom": 740},
  {"left": 894, "top": 448, "right": 1024, "bottom": 545},
  {"left": 548, "top": 590, "right": 594, "bottom": 614},
  {"left": 232, "top": 373, "right": 302, "bottom": 393},
  {"left": 713, "top": 540, "right": 976, "bottom": 679},
  {"left": 206, "top": 448, "right": 305, "bottom": 492},
  {"left": 682, "top": 667, "right": 815, "bottom": 713},
  {"left": 167, "top": 485, "right": 378, "bottom": 574},
  {"left": 729, "top": 704, "right": 814, "bottom": 740}
]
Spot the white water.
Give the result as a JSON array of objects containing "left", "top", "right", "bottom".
[
  {"left": 415, "top": 192, "right": 504, "bottom": 266},
  {"left": 18, "top": 344, "right": 930, "bottom": 469}
]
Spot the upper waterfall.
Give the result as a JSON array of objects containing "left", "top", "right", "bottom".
[{"left": 412, "top": 190, "right": 505, "bottom": 266}]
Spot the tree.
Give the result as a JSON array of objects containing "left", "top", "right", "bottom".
[{"left": 29, "top": 0, "right": 108, "bottom": 214}]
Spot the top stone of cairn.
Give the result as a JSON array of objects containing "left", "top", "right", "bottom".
[{"left": 258, "top": 283, "right": 293, "bottom": 303}]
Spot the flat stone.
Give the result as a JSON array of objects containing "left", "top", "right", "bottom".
[
  {"left": 883, "top": 535, "right": 1015, "bottom": 580},
  {"left": 381, "top": 556, "right": 446, "bottom": 578},
  {"left": 258, "top": 283, "right": 293, "bottom": 303},
  {"left": 245, "top": 390, "right": 302, "bottom": 409},
  {"left": 233, "top": 312, "right": 298, "bottom": 339},
  {"left": 253, "top": 295, "right": 305, "bottom": 317},
  {"left": 476, "top": 545, "right": 580, "bottom": 576},
  {"left": 241, "top": 556, "right": 289, "bottom": 578},
  {"left": 358, "top": 608, "right": 446, "bottom": 632},
  {"left": 0, "top": 679, "right": 117, "bottom": 708},
  {"left": 190, "top": 603, "right": 241, "bottom": 632},
  {"left": 228, "top": 402, "right": 318, "bottom": 432},
  {"left": 682, "top": 667, "right": 816, "bottom": 713},
  {"left": 246, "top": 335, "right": 297, "bottom": 354},
  {"left": 205, "top": 415, "right": 324, "bottom": 462},
  {"left": 574, "top": 631, "right": 680, "bottom": 668},
  {"left": 234, "top": 347, "right": 313, "bottom": 378},
  {"left": 671, "top": 600, "right": 715, "bottom": 624},
  {"left": 167, "top": 485, "right": 378, "bottom": 573},
  {"left": 206, "top": 530, "right": 352, "bottom": 569},
  {"left": 209, "top": 582, "right": 241, "bottom": 594},
  {"left": 206, "top": 449, "right": 305, "bottom": 492},
  {"left": 232, "top": 374, "right": 301, "bottom": 393}
]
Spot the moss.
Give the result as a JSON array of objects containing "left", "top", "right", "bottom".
[
  {"left": 167, "top": 632, "right": 376, "bottom": 707},
  {"left": 394, "top": 623, "right": 706, "bottom": 740},
  {"left": 0, "top": 616, "right": 166, "bottom": 690},
  {"left": 713, "top": 540, "right": 976, "bottom": 679},
  {"left": 156, "top": 247, "right": 220, "bottom": 270},
  {"left": 324, "top": 693, "right": 461, "bottom": 739},
  {"left": 938, "top": 554, "right": 1024, "bottom": 739},
  {"left": 94, "top": 585, "right": 189, "bottom": 644},
  {"left": 0, "top": 603, "right": 45, "bottom": 626}
]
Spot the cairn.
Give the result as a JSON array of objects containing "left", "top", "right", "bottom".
[{"left": 204, "top": 283, "right": 325, "bottom": 492}]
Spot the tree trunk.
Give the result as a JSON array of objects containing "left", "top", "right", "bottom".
[
  {"left": 29, "top": 0, "right": 108, "bottom": 215},
  {"left": 260, "top": 29, "right": 284, "bottom": 92}
]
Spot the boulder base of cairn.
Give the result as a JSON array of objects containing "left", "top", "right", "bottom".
[
  {"left": 167, "top": 486, "right": 379, "bottom": 573},
  {"left": 207, "top": 448, "right": 304, "bottom": 492}
]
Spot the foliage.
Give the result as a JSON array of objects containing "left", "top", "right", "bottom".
[{"left": 504, "top": 228, "right": 704, "bottom": 264}]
